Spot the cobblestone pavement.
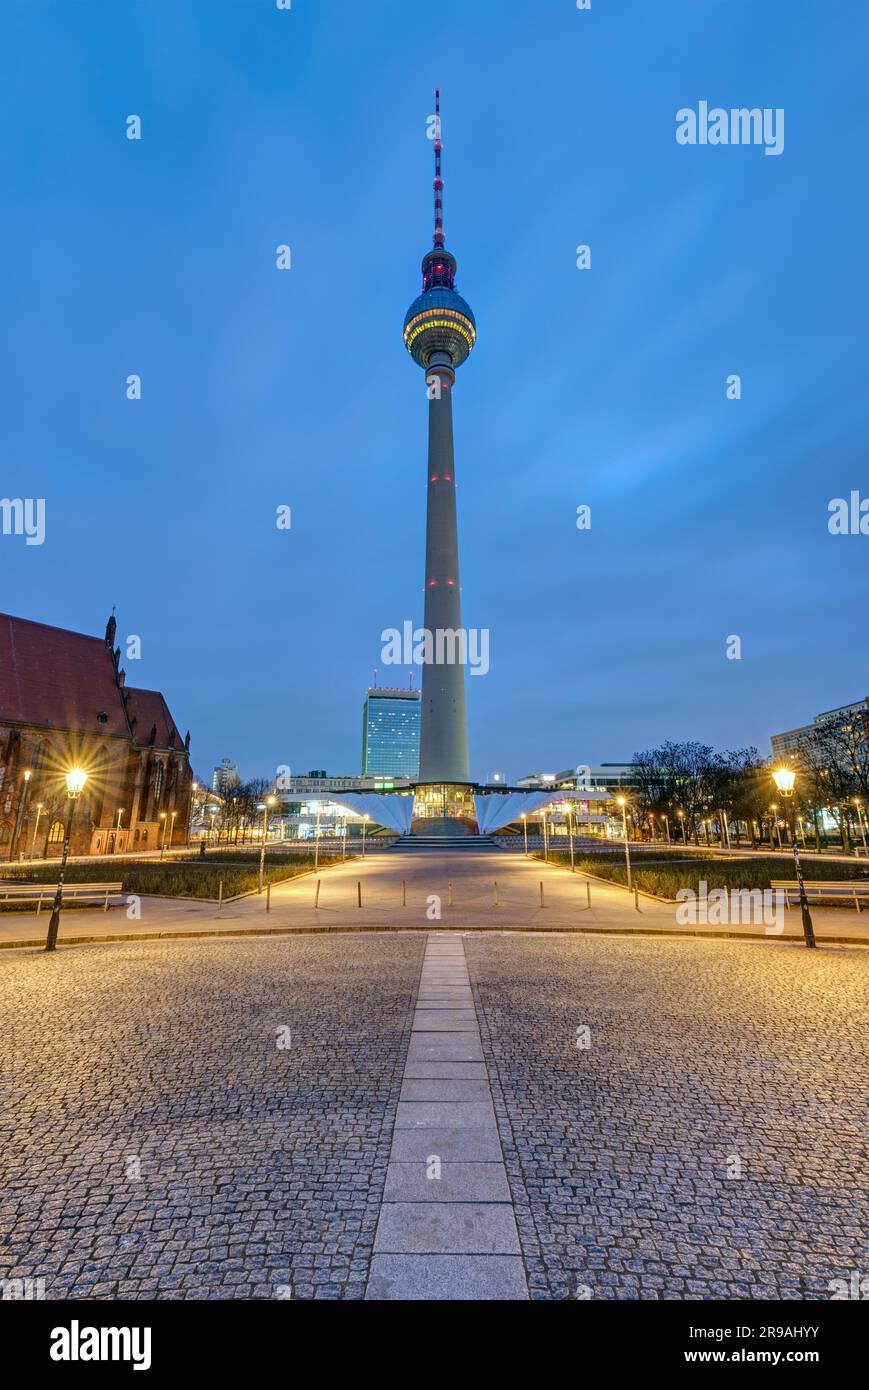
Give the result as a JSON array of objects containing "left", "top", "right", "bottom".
[
  {"left": 2, "top": 931, "right": 866, "bottom": 1301},
  {"left": 1, "top": 935, "right": 423, "bottom": 1299},
  {"left": 465, "top": 934, "right": 869, "bottom": 1300}
]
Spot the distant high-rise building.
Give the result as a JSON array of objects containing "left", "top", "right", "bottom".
[
  {"left": 362, "top": 689, "right": 421, "bottom": 778},
  {"left": 771, "top": 699, "right": 869, "bottom": 760},
  {"left": 212, "top": 757, "right": 240, "bottom": 794}
]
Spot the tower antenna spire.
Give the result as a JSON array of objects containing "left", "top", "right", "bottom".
[{"left": 433, "top": 88, "right": 444, "bottom": 249}]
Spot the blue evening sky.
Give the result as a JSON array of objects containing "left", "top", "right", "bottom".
[{"left": 1, "top": 0, "right": 866, "bottom": 783}]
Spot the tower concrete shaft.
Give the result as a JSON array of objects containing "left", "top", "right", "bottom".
[{"left": 418, "top": 362, "right": 469, "bottom": 783}]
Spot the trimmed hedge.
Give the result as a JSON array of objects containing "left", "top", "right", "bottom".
[
  {"left": 539, "top": 850, "right": 869, "bottom": 900},
  {"left": 0, "top": 851, "right": 347, "bottom": 904}
]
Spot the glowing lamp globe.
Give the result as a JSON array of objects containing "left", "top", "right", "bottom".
[
  {"left": 772, "top": 767, "right": 796, "bottom": 796},
  {"left": 66, "top": 769, "right": 87, "bottom": 797}
]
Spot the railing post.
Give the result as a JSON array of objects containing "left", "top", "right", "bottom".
[{"left": 315, "top": 879, "right": 321, "bottom": 908}]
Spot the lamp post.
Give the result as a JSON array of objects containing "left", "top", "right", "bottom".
[
  {"left": 616, "top": 795, "right": 632, "bottom": 890},
  {"left": 521, "top": 813, "right": 528, "bottom": 856},
  {"left": 772, "top": 766, "right": 815, "bottom": 949},
  {"left": 258, "top": 795, "right": 276, "bottom": 892},
  {"left": 341, "top": 817, "right": 347, "bottom": 860},
  {"left": 719, "top": 808, "right": 730, "bottom": 849},
  {"left": 115, "top": 807, "right": 125, "bottom": 852},
  {"left": 362, "top": 813, "right": 370, "bottom": 857},
  {"left": 853, "top": 799, "right": 868, "bottom": 854},
  {"left": 662, "top": 812, "right": 671, "bottom": 846},
  {"left": 314, "top": 807, "right": 322, "bottom": 870},
  {"left": 29, "top": 802, "right": 44, "bottom": 858},
  {"left": 677, "top": 809, "right": 686, "bottom": 845},
  {"left": 566, "top": 801, "right": 575, "bottom": 871},
  {"left": 541, "top": 808, "right": 548, "bottom": 862},
  {"left": 769, "top": 804, "right": 782, "bottom": 851},
  {"left": 10, "top": 769, "right": 32, "bottom": 860},
  {"left": 189, "top": 782, "right": 200, "bottom": 847},
  {"left": 45, "top": 769, "right": 88, "bottom": 953}
]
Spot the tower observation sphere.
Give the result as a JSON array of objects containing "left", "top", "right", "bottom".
[{"left": 403, "top": 251, "right": 476, "bottom": 370}]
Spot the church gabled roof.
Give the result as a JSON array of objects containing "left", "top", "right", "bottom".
[
  {"left": 125, "top": 687, "right": 182, "bottom": 749},
  {"left": 0, "top": 612, "right": 130, "bottom": 737},
  {"left": 0, "top": 612, "right": 186, "bottom": 750}
]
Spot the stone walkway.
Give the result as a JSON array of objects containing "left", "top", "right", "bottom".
[{"left": 366, "top": 936, "right": 528, "bottom": 1299}]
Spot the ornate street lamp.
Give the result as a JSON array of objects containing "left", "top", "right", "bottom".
[
  {"left": 45, "top": 769, "right": 88, "bottom": 953},
  {"left": 616, "top": 795, "right": 632, "bottom": 889},
  {"left": 10, "top": 769, "right": 32, "bottom": 860},
  {"left": 258, "top": 795, "right": 277, "bottom": 892},
  {"left": 772, "top": 766, "right": 816, "bottom": 948},
  {"left": 29, "top": 801, "right": 45, "bottom": 858}
]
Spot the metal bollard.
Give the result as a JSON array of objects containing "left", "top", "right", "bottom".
[
  {"left": 315, "top": 878, "right": 321, "bottom": 908},
  {"left": 493, "top": 880, "right": 499, "bottom": 907},
  {"left": 586, "top": 882, "right": 591, "bottom": 909},
  {"left": 218, "top": 878, "right": 223, "bottom": 912},
  {"left": 402, "top": 879, "right": 407, "bottom": 907},
  {"left": 357, "top": 880, "right": 362, "bottom": 908},
  {"left": 266, "top": 883, "right": 271, "bottom": 913},
  {"left": 448, "top": 881, "right": 453, "bottom": 908},
  {"left": 634, "top": 887, "right": 640, "bottom": 912},
  {"left": 539, "top": 881, "right": 545, "bottom": 908}
]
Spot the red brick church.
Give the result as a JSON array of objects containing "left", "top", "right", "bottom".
[{"left": 0, "top": 612, "right": 193, "bottom": 858}]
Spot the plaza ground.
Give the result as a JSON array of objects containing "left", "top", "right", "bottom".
[
  {"left": 1, "top": 847, "right": 867, "bottom": 947},
  {"left": 1, "top": 848, "right": 866, "bottom": 1299}
]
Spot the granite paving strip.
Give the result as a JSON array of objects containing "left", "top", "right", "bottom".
[{"left": 366, "top": 936, "right": 528, "bottom": 1301}]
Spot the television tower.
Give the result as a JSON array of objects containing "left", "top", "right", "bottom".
[{"left": 403, "top": 90, "right": 476, "bottom": 784}]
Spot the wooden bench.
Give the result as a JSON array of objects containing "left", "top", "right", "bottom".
[
  {"left": 0, "top": 882, "right": 124, "bottom": 913},
  {"left": 772, "top": 880, "right": 869, "bottom": 912}
]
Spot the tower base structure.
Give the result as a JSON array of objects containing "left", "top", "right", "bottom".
[{"left": 411, "top": 782, "right": 477, "bottom": 836}]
